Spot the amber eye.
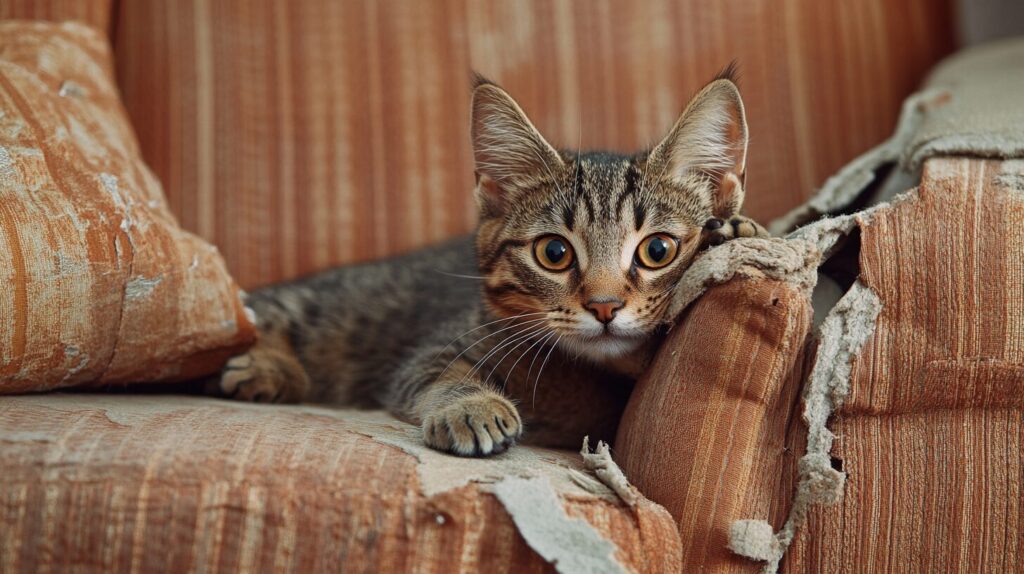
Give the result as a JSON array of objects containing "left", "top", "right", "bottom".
[
  {"left": 534, "top": 235, "right": 575, "bottom": 271},
  {"left": 635, "top": 234, "right": 679, "bottom": 269}
]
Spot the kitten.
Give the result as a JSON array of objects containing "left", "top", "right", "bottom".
[{"left": 213, "top": 68, "right": 767, "bottom": 456}]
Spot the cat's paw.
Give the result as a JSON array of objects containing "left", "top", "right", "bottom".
[
  {"left": 704, "top": 215, "right": 770, "bottom": 246},
  {"left": 210, "top": 348, "right": 308, "bottom": 403},
  {"left": 422, "top": 393, "right": 522, "bottom": 457}
]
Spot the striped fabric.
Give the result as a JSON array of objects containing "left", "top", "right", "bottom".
[
  {"left": 113, "top": 0, "right": 955, "bottom": 288},
  {"left": 616, "top": 275, "right": 813, "bottom": 572},
  {"left": 784, "top": 158, "right": 1024, "bottom": 572},
  {"left": 0, "top": 395, "right": 683, "bottom": 573},
  {"left": 616, "top": 158, "right": 1024, "bottom": 572},
  {"left": 0, "top": 0, "right": 113, "bottom": 33},
  {"left": 0, "top": 22, "right": 254, "bottom": 393}
]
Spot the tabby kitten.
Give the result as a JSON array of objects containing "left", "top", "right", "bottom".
[{"left": 215, "top": 69, "right": 767, "bottom": 456}]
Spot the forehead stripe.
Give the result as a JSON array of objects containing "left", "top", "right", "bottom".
[
  {"left": 633, "top": 201, "right": 647, "bottom": 231},
  {"left": 614, "top": 163, "right": 640, "bottom": 222},
  {"left": 572, "top": 162, "right": 597, "bottom": 222}
]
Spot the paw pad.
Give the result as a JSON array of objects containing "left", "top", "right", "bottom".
[{"left": 704, "top": 215, "right": 768, "bottom": 247}]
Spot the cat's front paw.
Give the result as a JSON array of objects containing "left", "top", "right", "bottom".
[
  {"left": 422, "top": 393, "right": 522, "bottom": 457},
  {"left": 704, "top": 215, "right": 770, "bottom": 246},
  {"left": 210, "top": 348, "right": 309, "bottom": 403}
]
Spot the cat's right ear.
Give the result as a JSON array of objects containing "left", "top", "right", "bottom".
[{"left": 471, "top": 75, "right": 563, "bottom": 216}]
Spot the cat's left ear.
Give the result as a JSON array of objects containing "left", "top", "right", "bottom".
[{"left": 650, "top": 72, "right": 748, "bottom": 218}]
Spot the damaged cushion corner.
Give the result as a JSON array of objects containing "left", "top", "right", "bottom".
[
  {"left": 0, "top": 22, "right": 255, "bottom": 393},
  {"left": 907, "top": 37, "right": 1024, "bottom": 169}
]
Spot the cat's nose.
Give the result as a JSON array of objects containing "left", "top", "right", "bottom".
[{"left": 585, "top": 298, "right": 624, "bottom": 324}]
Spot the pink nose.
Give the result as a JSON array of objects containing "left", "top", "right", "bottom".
[{"left": 585, "top": 298, "right": 624, "bottom": 324}]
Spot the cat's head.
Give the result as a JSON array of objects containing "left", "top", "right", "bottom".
[{"left": 472, "top": 69, "right": 748, "bottom": 362}]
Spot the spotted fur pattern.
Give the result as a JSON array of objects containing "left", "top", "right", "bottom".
[{"left": 212, "top": 68, "right": 768, "bottom": 456}]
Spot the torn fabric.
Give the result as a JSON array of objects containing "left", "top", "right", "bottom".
[
  {"left": 731, "top": 281, "right": 882, "bottom": 574},
  {"left": 493, "top": 477, "right": 628, "bottom": 574},
  {"left": 665, "top": 237, "right": 821, "bottom": 321},
  {"left": 579, "top": 436, "right": 640, "bottom": 508},
  {"left": 772, "top": 37, "right": 1024, "bottom": 235}
]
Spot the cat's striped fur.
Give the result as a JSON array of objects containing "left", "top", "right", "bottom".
[{"left": 213, "top": 68, "right": 767, "bottom": 456}]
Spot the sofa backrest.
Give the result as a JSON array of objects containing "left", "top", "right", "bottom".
[{"left": 7, "top": 0, "right": 956, "bottom": 288}]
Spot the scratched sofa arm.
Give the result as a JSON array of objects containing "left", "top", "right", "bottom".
[
  {"left": 616, "top": 38, "right": 1024, "bottom": 574},
  {"left": 615, "top": 241, "right": 818, "bottom": 574}
]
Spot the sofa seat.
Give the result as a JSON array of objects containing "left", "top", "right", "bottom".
[{"left": 0, "top": 394, "right": 681, "bottom": 573}]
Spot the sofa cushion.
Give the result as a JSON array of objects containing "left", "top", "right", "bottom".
[
  {"left": 0, "top": 22, "right": 255, "bottom": 393},
  {"left": 0, "top": 394, "right": 681, "bottom": 573}
]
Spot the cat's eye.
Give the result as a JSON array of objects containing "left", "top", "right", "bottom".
[
  {"left": 534, "top": 235, "right": 574, "bottom": 271},
  {"left": 635, "top": 233, "right": 679, "bottom": 269}
]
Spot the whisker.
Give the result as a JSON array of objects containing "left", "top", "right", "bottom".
[
  {"left": 531, "top": 334, "right": 562, "bottom": 409},
  {"left": 432, "top": 312, "right": 546, "bottom": 362},
  {"left": 500, "top": 329, "right": 553, "bottom": 393},
  {"left": 433, "top": 316, "right": 550, "bottom": 383},
  {"left": 463, "top": 322, "right": 549, "bottom": 384},
  {"left": 524, "top": 331, "right": 554, "bottom": 393},
  {"left": 484, "top": 326, "right": 551, "bottom": 388},
  {"left": 433, "top": 269, "right": 487, "bottom": 280}
]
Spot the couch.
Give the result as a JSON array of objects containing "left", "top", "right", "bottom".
[{"left": 4, "top": 2, "right": 1022, "bottom": 573}]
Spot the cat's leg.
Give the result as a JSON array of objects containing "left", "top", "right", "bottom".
[
  {"left": 211, "top": 332, "right": 310, "bottom": 403},
  {"left": 388, "top": 352, "right": 523, "bottom": 457},
  {"left": 703, "top": 214, "right": 770, "bottom": 246},
  {"left": 209, "top": 296, "right": 311, "bottom": 404}
]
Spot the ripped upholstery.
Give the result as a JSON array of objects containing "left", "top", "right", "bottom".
[
  {"left": 0, "top": 395, "right": 682, "bottom": 573},
  {"left": 781, "top": 157, "right": 1024, "bottom": 572},
  {"left": 617, "top": 37, "right": 1024, "bottom": 574}
]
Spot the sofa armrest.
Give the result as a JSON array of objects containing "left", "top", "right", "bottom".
[{"left": 616, "top": 270, "right": 814, "bottom": 572}]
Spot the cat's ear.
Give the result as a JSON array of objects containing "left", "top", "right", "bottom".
[
  {"left": 650, "top": 70, "right": 748, "bottom": 218},
  {"left": 471, "top": 75, "right": 563, "bottom": 214}
]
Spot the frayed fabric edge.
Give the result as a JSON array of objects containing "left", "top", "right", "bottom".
[
  {"left": 785, "top": 188, "right": 918, "bottom": 260},
  {"left": 493, "top": 476, "right": 629, "bottom": 574},
  {"left": 728, "top": 280, "right": 882, "bottom": 574},
  {"left": 579, "top": 436, "right": 641, "bottom": 508},
  {"left": 665, "top": 237, "right": 821, "bottom": 322}
]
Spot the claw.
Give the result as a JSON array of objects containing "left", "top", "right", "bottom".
[{"left": 704, "top": 217, "right": 725, "bottom": 230}]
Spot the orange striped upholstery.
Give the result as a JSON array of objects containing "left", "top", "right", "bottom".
[
  {"left": 0, "top": 0, "right": 113, "bottom": 33},
  {"left": 616, "top": 275, "right": 813, "bottom": 572},
  {"left": 114, "top": 0, "right": 955, "bottom": 288},
  {"left": 0, "top": 395, "right": 682, "bottom": 573},
  {"left": 616, "top": 158, "right": 1024, "bottom": 572},
  {"left": 784, "top": 159, "right": 1024, "bottom": 572}
]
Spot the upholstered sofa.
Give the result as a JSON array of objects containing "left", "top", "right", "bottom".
[{"left": 3, "top": 2, "right": 1022, "bottom": 573}]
